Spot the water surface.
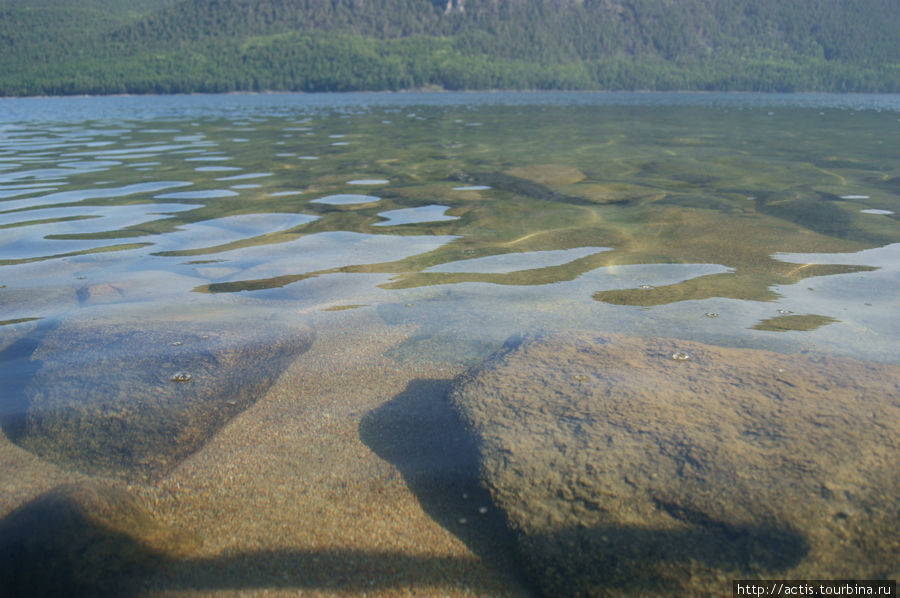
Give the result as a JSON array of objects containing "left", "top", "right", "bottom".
[{"left": 1, "top": 91, "right": 898, "bottom": 594}]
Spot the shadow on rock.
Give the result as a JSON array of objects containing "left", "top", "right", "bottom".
[
  {"left": 358, "top": 378, "right": 532, "bottom": 590},
  {"left": 522, "top": 520, "right": 808, "bottom": 597},
  {"left": 154, "top": 548, "right": 519, "bottom": 592},
  {"left": 0, "top": 319, "right": 58, "bottom": 443}
]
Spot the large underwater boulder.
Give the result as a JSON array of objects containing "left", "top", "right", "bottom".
[
  {"left": 2, "top": 314, "right": 313, "bottom": 482},
  {"left": 449, "top": 331, "right": 900, "bottom": 597}
]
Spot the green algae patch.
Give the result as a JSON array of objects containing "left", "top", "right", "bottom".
[
  {"left": 588, "top": 206, "right": 874, "bottom": 306},
  {"left": 568, "top": 182, "right": 667, "bottom": 205},
  {"left": 0, "top": 317, "right": 42, "bottom": 327},
  {"left": 0, "top": 243, "right": 153, "bottom": 267},
  {"left": 752, "top": 313, "right": 839, "bottom": 332},
  {"left": 321, "top": 304, "right": 366, "bottom": 311},
  {"left": 505, "top": 164, "right": 586, "bottom": 186}
]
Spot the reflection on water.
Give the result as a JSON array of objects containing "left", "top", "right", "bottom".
[
  {"left": 311, "top": 193, "right": 381, "bottom": 205},
  {"left": 374, "top": 204, "right": 459, "bottom": 226},
  {"left": 0, "top": 92, "right": 898, "bottom": 596}
]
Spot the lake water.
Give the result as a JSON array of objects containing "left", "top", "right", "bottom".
[{"left": 0, "top": 91, "right": 898, "bottom": 596}]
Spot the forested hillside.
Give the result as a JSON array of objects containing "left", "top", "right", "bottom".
[{"left": 1, "top": 0, "right": 898, "bottom": 96}]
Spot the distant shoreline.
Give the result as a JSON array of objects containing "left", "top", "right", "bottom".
[{"left": 5, "top": 88, "right": 900, "bottom": 101}]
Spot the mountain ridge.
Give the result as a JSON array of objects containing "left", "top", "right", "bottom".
[{"left": 1, "top": 0, "right": 898, "bottom": 96}]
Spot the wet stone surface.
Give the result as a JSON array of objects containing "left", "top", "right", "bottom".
[
  {"left": 2, "top": 316, "right": 314, "bottom": 482},
  {"left": 449, "top": 331, "right": 900, "bottom": 597}
]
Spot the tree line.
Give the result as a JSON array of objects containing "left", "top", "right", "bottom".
[{"left": 1, "top": 0, "right": 898, "bottom": 96}]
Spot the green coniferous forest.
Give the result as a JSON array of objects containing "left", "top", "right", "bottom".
[{"left": 1, "top": 0, "right": 898, "bottom": 96}]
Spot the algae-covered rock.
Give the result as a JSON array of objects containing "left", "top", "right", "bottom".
[
  {"left": 569, "top": 182, "right": 666, "bottom": 205},
  {"left": 449, "top": 331, "right": 900, "bottom": 597},
  {"left": 506, "top": 164, "right": 586, "bottom": 186},
  {"left": 0, "top": 481, "right": 198, "bottom": 598},
  {"left": 4, "top": 315, "right": 314, "bottom": 482}
]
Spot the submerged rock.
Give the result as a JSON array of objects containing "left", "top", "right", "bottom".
[
  {"left": 570, "top": 182, "right": 666, "bottom": 205},
  {"left": 0, "top": 481, "right": 198, "bottom": 598},
  {"left": 3, "top": 315, "right": 314, "bottom": 482},
  {"left": 449, "top": 331, "right": 900, "bottom": 597},
  {"left": 506, "top": 164, "right": 586, "bottom": 186}
]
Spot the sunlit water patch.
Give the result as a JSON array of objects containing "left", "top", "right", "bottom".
[
  {"left": 155, "top": 189, "right": 237, "bottom": 200},
  {"left": 216, "top": 172, "right": 273, "bottom": 181},
  {"left": 310, "top": 194, "right": 381, "bottom": 205},
  {"left": 0, "top": 181, "right": 192, "bottom": 213},
  {"left": 760, "top": 243, "right": 900, "bottom": 354},
  {"left": 0, "top": 185, "right": 60, "bottom": 199},
  {"left": 196, "top": 231, "right": 458, "bottom": 291},
  {"left": 148, "top": 213, "right": 319, "bottom": 253},
  {"left": 452, "top": 185, "right": 491, "bottom": 191},
  {"left": 0, "top": 203, "right": 195, "bottom": 231},
  {"left": 347, "top": 178, "right": 389, "bottom": 185},
  {"left": 374, "top": 205, "right": 458, "bottom": 226},
  {"left": 194, "top": 166, "right": 241, "bottom": 172}
]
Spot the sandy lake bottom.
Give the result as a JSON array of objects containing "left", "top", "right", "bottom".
[{"left": 1, "top": 310, "right": 539, "bottom": 597}]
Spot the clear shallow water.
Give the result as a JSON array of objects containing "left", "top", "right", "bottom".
[
  {"left": 1, "top": 95, "right": 899, "bottom": 395},
  {"left": 374, "top": 204, "right": 458, "bottom": 226},
  {"left": 1, "top": 92, "right": 899, "bottom": 593},
  {"left": 2, "top": 92, "right": 899, "bottom": 412}
]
